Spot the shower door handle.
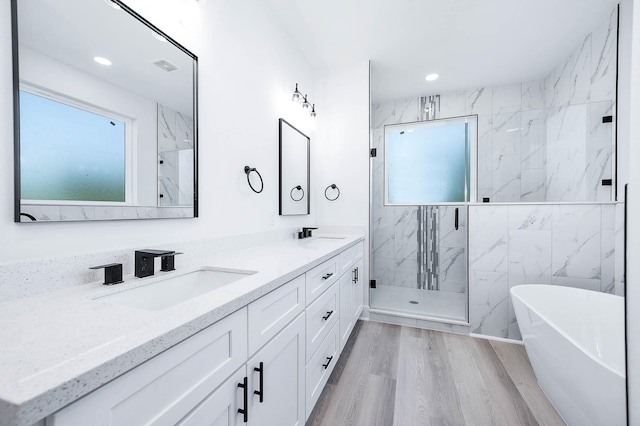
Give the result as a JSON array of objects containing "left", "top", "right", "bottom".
[{"left": 454, "top": 208, "right": 459, "bottom": 230}]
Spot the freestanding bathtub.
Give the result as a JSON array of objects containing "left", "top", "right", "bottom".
[{"left": 510, "top": 285, "right": 626, "bottom": 426}]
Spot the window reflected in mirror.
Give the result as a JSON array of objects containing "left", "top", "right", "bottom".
[{"left": 20, "top": 89, "right": 127, "bottom": 203}]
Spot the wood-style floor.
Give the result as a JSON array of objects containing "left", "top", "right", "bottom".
[{"left": 307, "top": 321, "right": 565, "bottom": 426}]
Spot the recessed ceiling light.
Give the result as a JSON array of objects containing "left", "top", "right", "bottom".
[
  {"left": 104, "top": 0, "right": 121, "bottom": 10},
  {"left": 94, "top": 56, "right": 112, "bottom": 66},
  {"left": 152, "top": 32, "right": 168, "bottom": 43},
  {"left": 425, "top": 73, "right": 439, "bottom": 82}
]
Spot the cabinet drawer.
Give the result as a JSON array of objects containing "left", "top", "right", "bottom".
[
  {"left": 49, "top": 308, "right": 248, "bottom": 426},
  {"left": 305, "top": 256, "right": 338, "bottom": 305},
  {"left": 305, "top": 282, "right": 339, "bottom": 362},
  {"left": 248, "top": 274, "right": 305, "bottom": 355},
  {"left": 305, "top": 322, "right": 340, "bottom": 421},
  {"left": 305, "top": 283, "right": 340, "bottom": 361},
  {"left": 178, "top": 365, "right": 246, "bottom": 426},
  {"left": 339, "top": 241, "right": 364, "bottom": 277}
]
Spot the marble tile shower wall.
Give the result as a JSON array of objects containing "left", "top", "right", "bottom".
[
  {"left": 370, "top": 8, "right": 621, "bottom": 340},
  {"left": 469, "top": 203, "right": 625, "bottom": 340},
  {"left": 371, "top": 99, "right": 467, "bottom": 294},
  {"left": 158, "top": 104, "right": 194, "bottom": 207},
  {"left": 371, "top": 204, "right": 466, "bottom": 293},
  {"left": 374, "top": 7, "right": 617, "bottom": 203}
]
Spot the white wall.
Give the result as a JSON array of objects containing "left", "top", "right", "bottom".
[
  {"left": 313, "top": 60, "right": 370, "bottom": 297},
  {"left": 625, "top": 0, "right": 639, "bottom": 421},
  {"left": 0, "top": 0, "right": 317, "bottom": 263},
  {"left": 314, "top": 61, "right": 370, "bottom": 227}
]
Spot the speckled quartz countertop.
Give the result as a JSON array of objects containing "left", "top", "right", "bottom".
[{"left": 0, "top": 234, "right": 364, "bottom": 426}]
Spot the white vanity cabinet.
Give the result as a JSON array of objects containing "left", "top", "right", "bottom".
[
  {"left": 41, "top": 238, "right": 364, "bottom": 426},
  {"left": 178, "top": 366, "right": 247, "bottom": 426},
  {"left": 181, "top": 278, "right": 306, "bottom": 426},
  {"left": 245, "top": 313, "right": 305, "bottom": 426},
  {"left": 338, "top": 242, "right": 364, "bottom": 351},
  {"left": 48, "top": 308, "right": 248, "bottom": 426},
  {"left": 181, "top": 314, "right": 305, "bottom": 426}
]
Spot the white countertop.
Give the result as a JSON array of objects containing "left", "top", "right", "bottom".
[{"left": 0, "top": 234, "right": 364, "bottom": 426}]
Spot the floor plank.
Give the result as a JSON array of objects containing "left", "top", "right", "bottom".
[
  {"left": 394, "top": 328, "right": 465, "bottom": 426},
  {"left": 490, "top": 341, "right": 566, "bottom": 426},
  {"left": 467, "top": 338, "right": 538, "bottom": 425},
  {"left": 442, "top": 332, "right": 498, "bottom": 425},
  {"left": 306, "top": 321, "right": 565, "bottom": 426}
]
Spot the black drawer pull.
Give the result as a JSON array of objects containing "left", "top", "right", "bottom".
[
  {"left": 322, "top": 273, "right": 333, "bottom": 280},
  {"left": 237, "top": 376, "right": 248, "bottom": 422},
  {"left": 254, "top": 362, "right": 264, "bottom": 403},
  {"left": 322, "top": 310, "right": 334, "bottom": 320},
  {"left": 322, "top": 356, "right": 334, "bottom": 369}
]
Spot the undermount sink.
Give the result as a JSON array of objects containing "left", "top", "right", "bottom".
[
  {"left": 93, "top": 267, "right": 256, "bottom": 311},
  {"left": 316, "top": 236, "right": 346, "bottom": 240}
]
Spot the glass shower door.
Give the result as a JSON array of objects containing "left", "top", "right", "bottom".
[{"left": 369, "top": 115, "right": 475, "bottom": 323}]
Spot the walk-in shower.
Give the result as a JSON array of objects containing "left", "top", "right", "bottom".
[{"left": 370, "top": 95, "right": 476, "bottom": 323}]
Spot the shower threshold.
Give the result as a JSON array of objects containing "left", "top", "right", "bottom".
[{"left": 370, "top": 285, "right": 467, "bottom": 323}]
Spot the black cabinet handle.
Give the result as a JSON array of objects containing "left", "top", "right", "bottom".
[
  {"left": 355, "top": 267, "right": 359, "bottom": 283},
  {"left": 237, "top": 377, "right": 248, "bottom": 423},
  {"left": 322, "top": 273, "right": 333, "bottom": 280},
  {"left": 455, "top": 208, "right": 459, "bottom": 230},
  {"left": 322, "top": 310, "right": 334, "bottom": 320},
  {"left": 322, "top": 356, "right": 334, "bottom": 369},
  {"left": 352, "top": 268, "right": 357, "bottom": 283},
  {"left": 253, "top": 362, "right": 264, "bottom": 403}
]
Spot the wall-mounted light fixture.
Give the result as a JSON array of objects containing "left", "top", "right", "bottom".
[{"left": 292, "top": 83, "right": 316, "bottom": 118}]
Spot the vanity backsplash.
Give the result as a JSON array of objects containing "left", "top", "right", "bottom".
[{"left": 0, "top": 228, "right": 304, "bottom": 304}]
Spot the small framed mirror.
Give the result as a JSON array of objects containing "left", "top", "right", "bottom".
[
  {"left": 11, "top": 0, "right": 198, "bottom": 222},
  {"left": 279, "top": 118, "right": 310, "bottom": 215}
]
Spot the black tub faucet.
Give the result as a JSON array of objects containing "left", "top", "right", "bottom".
[{"left": 135, "top": 249, "right": 178, "bottom": 278}]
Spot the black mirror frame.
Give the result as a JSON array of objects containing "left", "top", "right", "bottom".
[
  {"left": 278, "top": 118, "right": 310, "bottom": 216},
  {"left": 10, "top": 0, "right": 199, "bottom": 222}
]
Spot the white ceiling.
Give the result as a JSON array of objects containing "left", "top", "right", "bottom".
[
  {"left": 18, "top": 0, "right": 195, "bottom": 114},
  {"left": 266, "top": 0, "right": 620, "bottom": 103}
]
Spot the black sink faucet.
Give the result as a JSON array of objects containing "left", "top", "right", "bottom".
[
  {"left": 298, "top": 227, "right": 318, "bottom": 239},
  {"left": 135, "top": 249, "right": 178, "bottom": 278}
]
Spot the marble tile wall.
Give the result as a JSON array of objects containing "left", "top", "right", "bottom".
[
  {"left": 469, "top": 203, "right": 624, "bottom": 340},
  {"left": 369, "top": 7, "right": 621, "bottom": 340},
  {"left": 371, "top": 100, "right": 467, "bottom": 295},
  {"left": 19, "top": 205, "right": 194, "bottom": 222},
  {"left": 373, "top": 8, "right": 617, "bottom": 203},
  {"left": 158, "top": 104, "right": 194, "bottom": 206}
]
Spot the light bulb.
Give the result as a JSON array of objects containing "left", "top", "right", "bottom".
[
  {"left": 292, "top": 83, "right": 302, "bottom": 103},
  {"left": 94, "top": 56, "right": 112, "bottom": 66},
  {"left": 310, "top": 104, "right": 316, "bottom": 118},
  {"left": 302, "top": 95, "right": 310, "bottom": 109}
]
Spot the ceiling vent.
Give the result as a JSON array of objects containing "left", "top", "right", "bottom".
[{"left": 153, "top": 59, "right": 178, "bottom": 72}]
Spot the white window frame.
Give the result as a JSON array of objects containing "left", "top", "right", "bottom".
[{"left": 19, "top": 82, "right": 135, "bottom": 206}]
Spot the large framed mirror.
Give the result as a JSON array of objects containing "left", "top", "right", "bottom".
[
  {"left": 11, "top": 0, "right": 198, "bottom": 222},
  {"left": 279, "top": 118, "right": 310, "bottom": 215}
]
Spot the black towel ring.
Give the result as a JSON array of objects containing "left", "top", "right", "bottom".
[
  {"left": 325, "top": 184, "right": 340, "bottom": 201},
  {"left": 290, "top": 185, "right": 305, "bottom": 201},
  {"left": 20, "top": 212, "right": 37, "bottom": 221},
  {"left": 244, "top": 166, "right": 263, "bottom": 194}
]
